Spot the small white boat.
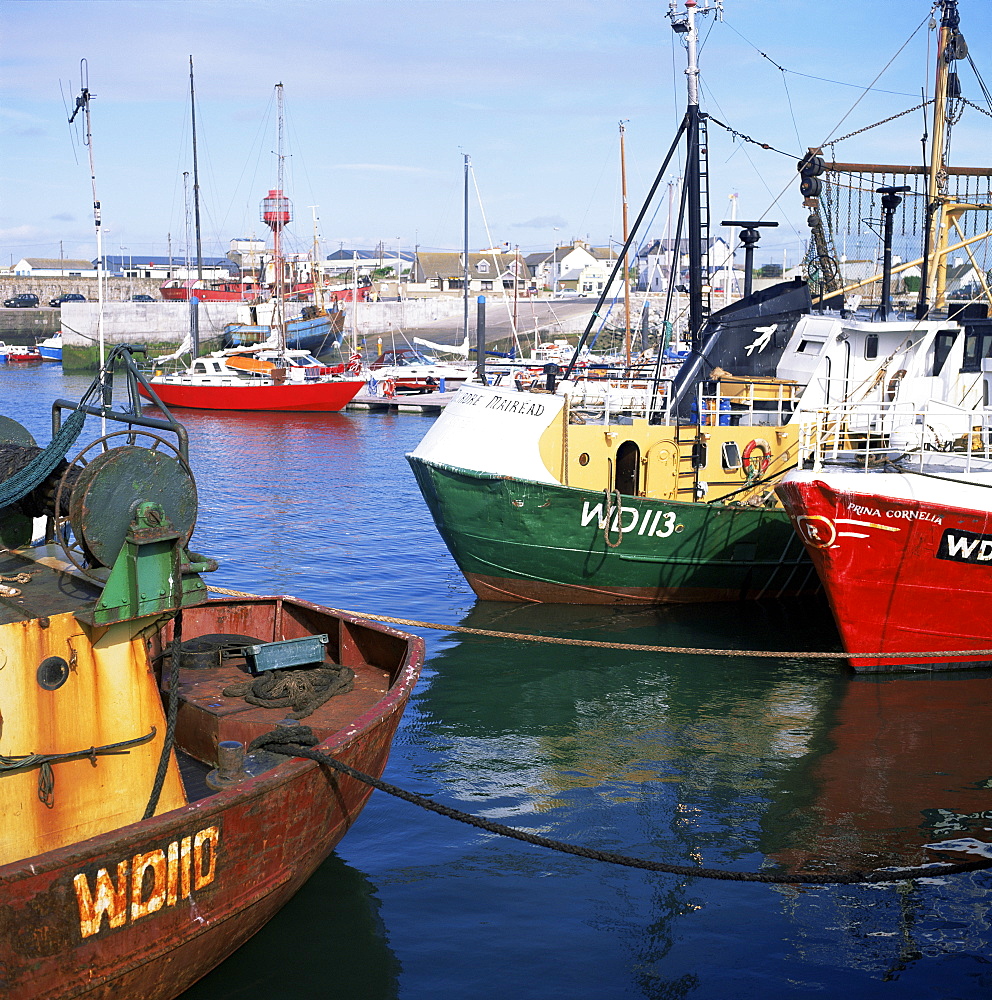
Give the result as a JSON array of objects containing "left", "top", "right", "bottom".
[{"left": 37, "top": 332, "right": 62, "bottom": 362}]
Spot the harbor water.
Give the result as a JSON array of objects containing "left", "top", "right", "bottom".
[{"left": 5, "top": 364, "right": 992, "bottom": 999}]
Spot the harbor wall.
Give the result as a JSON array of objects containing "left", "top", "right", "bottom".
[
  {"left": 53, "top": 295, "right": 591, "bottom": 369},
  {"left": 0, "top": 309, "right": 60, "bottom": 340},
  {"left": 59, "top": 302, "right": 242, "bottom": 370},
  {"left": 57, "top": 298, "right": 471, "bottom": 369}
]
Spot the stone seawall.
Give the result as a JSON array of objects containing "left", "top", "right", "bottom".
[{"left": 52, "top": 294, "right": 594, "bottom": 369}]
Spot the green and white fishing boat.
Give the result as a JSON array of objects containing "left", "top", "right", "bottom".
[{"left": 408, "top": 0, "right": 992, "bottom": 605}]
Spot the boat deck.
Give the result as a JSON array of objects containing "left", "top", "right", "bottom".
[
  {"left": 171, "top": 651, "right": 393, "bottom": 766},
  {"left": 0, "top": 546, "right": 103, "bottom": 625}
]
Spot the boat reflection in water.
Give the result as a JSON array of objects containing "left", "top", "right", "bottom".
[{"left": 412, "top": 600, "right": 992, "bottom": 990}]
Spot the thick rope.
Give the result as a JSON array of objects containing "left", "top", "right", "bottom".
[
  {"left": 0, "top": 408, "right": 86, "bottom": 508},
  {"left": 203, "top": 588, "right": 992, "bottom": 663},
  {"left": 259, "top": 730, "right": 992, "bottom": 886},
  {"left": 223, "top": 664, "right": 355, "bottom": 720},
  {"left": 143, "top": 609, "right": 183, "bottom": 820}
]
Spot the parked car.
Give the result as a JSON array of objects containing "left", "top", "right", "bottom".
[
  {"left": 3, "top": 293, "right": 40, "bottom": 308},
  {"left": 48, "top": 292, "right": 87, "bottom": 307},
  {"left": 130, "top": 294, "right": 155, "bottom": 302}
]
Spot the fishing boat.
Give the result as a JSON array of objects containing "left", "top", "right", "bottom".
[
  {"left": 772, "top": 0, "right": 992, "bottom": 671},
  {"left": 0, "top": 345, "right": 424, "bottom": 998},
  {"left": 776, "top": 398, "right": 992, "bottom": 671},
  {"left": 37, "top": 330, "right": 62, "bottom": 362},
  {"left": 407, "top": 0, "right": 992, "bottom": 606}
]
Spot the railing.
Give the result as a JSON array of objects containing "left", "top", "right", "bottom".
[
  {"left": 565, "top": 374, "right": 675, "bottom": 424},
  {"left": 799, "top": 398, "right": 992, "bottom": 473}
]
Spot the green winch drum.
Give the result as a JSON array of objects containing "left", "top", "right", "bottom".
[{"left": 59, "top": 431, "right": 197, "bottom": 574}]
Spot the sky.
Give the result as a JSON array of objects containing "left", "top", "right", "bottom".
[{"left": 2, "top": 0, "right": 992, "bottom": 270}]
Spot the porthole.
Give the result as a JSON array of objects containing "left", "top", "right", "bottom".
[
  {"left": 578, "top": 453, "right": 590, "bottom": 466},
  {"left": 37, "top": 656, "right": 70, "bottom": 691}
]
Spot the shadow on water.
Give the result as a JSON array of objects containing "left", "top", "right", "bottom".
[{"left": 179, "top": 855, "right": 400, "bottom": 1000}]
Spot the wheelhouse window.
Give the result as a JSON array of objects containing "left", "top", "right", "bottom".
[{"left": 932, "top": 330, "right": 956, "bottom": 375}]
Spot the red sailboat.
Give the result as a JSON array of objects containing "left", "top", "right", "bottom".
[{"left": 141, "top": 85, "right": 363, "bottom": 413}]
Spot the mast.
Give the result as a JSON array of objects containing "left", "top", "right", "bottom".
[
  {"left": 68, "top": 60, "right": 105, "bottom": 372},
  {"left": 620, "top": 120, "right": 632, "bottom": 366},
  {"left": 669, "top": 0, "right": 721, "bottom": 349},
  {"left": 924, "top": 0, "right": 965, "bottom": 314},
  {"left": 260, "top": 83, "right": 291, "bottom": 350},
  {"left": 189, "top": 56, "right": 203, "bottom": 285},
  {"left": 311, "top": 206, "right": 325, "bottom": 314},
  {"left": 463, "top": 153, "right": 470, "bottom": 347}
]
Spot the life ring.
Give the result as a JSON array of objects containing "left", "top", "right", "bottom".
[
  {"left": 382, "top": 378, "right": 396, "bottom": 399},
  {"left": 885, "top": 368, "right": 907, "bottom": 402},
  {"left": 742, "top": 438, "right": 772, "bottom": 476}
]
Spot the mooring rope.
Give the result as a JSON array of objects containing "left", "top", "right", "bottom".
[
  {"left": 203, "top": 587, "right": 992, "bottom": 662},
  {"left": 256, "top": 727, "right": 992, "bottom": 886}
]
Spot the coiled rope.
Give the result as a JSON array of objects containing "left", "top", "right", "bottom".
[
  {"left": 257, "top": 726, "right": 992, "bottom": 885},
  {"left": 204, "top": 588, "right": 992, "bottom": 662}
]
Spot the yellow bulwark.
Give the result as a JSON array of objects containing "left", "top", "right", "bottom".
[{"left": 0, "top": 612, "right": 186, "bottom": 866}]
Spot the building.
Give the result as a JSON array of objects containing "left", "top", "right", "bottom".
[
  {"left": 414, "top": 251, "right": 521, "bottom": 293},
  {"left": 103, "top": 255, "right": 236, "bottom": 281},
  {"left": 635, "top": 236, "right": 734, "bottom": 293},
  {"left": 11, "top": 258, "right": 97, "bottom": 277}
]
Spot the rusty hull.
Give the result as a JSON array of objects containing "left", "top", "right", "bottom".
[{"left": 0, "top": 596, "right": 424, "bottom": 1000}]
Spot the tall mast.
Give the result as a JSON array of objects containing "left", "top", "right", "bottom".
[
  {"left": 463, "top": 153, "right": 470, "bottom": 347},
  {"left": 620, "top": 120, "right": 632, "bottom": 366},
  {"left": 923, "top": 0, "right": 964, "bottom": 313},
  {"left": 669, "top": 0, "right": 721, "bottom": 349},
  {"left": 68, "top": 60, "right": 105, "bottom": 372},
  {"left": 189, "top": 56, "right": 203, "bottom": 285},
  {"left": 260, "top": 83, "right": 291, "bottom": 348}
]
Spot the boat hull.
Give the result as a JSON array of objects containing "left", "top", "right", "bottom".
[
  {"left": 138, "top": 378, "right": 363, "bottom": 412},
  {"left": 777, "top": 473, "right": 992, "bottom": 670},
  {"left": 408, "top": 457, "right": 818, "bottom": 604},
  {"left": 0, "top": 596, "right": 423, "bottom": 1000},
  {"left": 222, "top": 313, "right": 345, "bottom": 355}
]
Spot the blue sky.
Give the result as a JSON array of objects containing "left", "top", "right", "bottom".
[{"left": 2, "top": 0, "right": 991, "bottom": 269}]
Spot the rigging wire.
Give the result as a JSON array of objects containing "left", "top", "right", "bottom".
[{"left": 721, "top": 17, "right": 929, "bottom": 100}]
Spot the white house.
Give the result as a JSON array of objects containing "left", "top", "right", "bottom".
[{"left": 12, "top": 257, "right": 98, "bottom": 277}]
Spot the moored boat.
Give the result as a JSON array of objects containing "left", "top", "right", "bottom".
[
  {"left": 140, "top": 346, "right": 365, "bottom": 412},
  {"left": 140, "top": 85, "right": 363, "bottom": 413},
  {"left": 407, "top": 0, "right": 992, "bottom": 606},
  {"left": 776, "top": 395, "right": 992, "bottom": 671},
  {"left": 3, "top": 343, "right": 42, "bottom": 363},
  {"left": 37, "top": 330, "right": 62, "bottom": 362},
  {"left": 221, "top": 301, "right": 345, "bottom": 356},
  {"left": 367, "top": 346, "right": 473, "bottom": 394},
  {"left": 160, "top": 277, "right": 262, "bottom": 302},
  {"left": 0, "top": 345, "right": 424, "bottom": 998}
]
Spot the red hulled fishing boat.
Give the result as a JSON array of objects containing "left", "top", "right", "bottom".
[{"left": 0, "top": 346, "right": 424, "bottom": 998}]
